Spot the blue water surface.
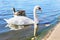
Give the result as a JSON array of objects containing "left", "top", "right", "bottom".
[{"left": 0, "top": 0, "right": 60, "bottom": 33}]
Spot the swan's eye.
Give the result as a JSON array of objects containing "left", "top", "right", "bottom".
[{"left": 38, "top": 7, "right": 41, "bottom": 10}]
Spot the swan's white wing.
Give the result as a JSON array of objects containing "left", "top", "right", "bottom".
[
  {"left": 4, "top": 16, "right": 34, "bottom": 25},
  {"left": 14, "top": 16, "right": 34, "bottom": 25}
]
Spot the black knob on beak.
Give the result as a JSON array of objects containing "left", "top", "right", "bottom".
[
  {"left": 38, "top": 7, "right": 42, "bottom": 13},
  {"left": 39, "top": 7, "right": 41, "bottom": 10}
]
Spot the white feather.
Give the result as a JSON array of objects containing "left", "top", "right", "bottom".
[{"left": 4, "top": 19, "right": 8, "bottom": 22}]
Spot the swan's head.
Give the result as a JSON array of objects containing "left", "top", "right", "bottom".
[{"left": 34, "top": 5, "right": 42, "bottom": 12}]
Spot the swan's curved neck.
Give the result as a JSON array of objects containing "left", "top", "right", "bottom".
[{"left": 33, "top": 8, "right": 38, "bottom": 24}]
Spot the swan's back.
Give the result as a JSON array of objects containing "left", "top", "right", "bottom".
[{"left": 6, "top": 16, "right": 34, "bottom": 25}]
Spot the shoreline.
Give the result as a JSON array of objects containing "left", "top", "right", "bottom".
[{"left": 42, "top": 22, "right": 60, "bottom": 40}]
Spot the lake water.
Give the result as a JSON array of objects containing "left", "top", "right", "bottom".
[{"left": 0, "top": 0, "right": 60, "bottom": 40}]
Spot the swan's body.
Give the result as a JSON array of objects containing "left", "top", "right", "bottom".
[
  {"left": 5, "top": 16, "right": 34, "bottom": 25},
  {"left": 4, "top": 5, "right": 42, "bottom": 30}
]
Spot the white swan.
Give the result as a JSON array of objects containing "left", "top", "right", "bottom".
[{"left": 4, "top": 5, "right": 42, "bottom": 30}]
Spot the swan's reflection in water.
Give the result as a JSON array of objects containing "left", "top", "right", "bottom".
[
  {"left": 6, "top": 24, "right": 34, "bottom": 30},
  {"left": 0, "top": 24, "right": 34, "bottom": 40},
  {"left": 5, "top": 24, "right": 25, "bottom": 30},
  {"left": 0, "top": 23, "right": 48, "bottom": 40},
  {"left": 5, "top": 23, "right": 48, "bottom": 30}
]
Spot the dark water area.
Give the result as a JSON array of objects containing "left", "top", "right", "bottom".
[{"left": 0, "top": 0, "right": 60, "bottom": 40}]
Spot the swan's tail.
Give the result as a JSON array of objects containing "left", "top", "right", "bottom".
[{"left": 4, "top": 19, "right": 8, "bottom": 22}]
